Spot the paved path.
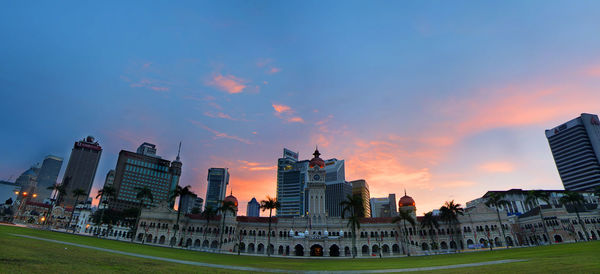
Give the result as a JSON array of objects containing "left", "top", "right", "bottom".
[{"left": 11, "top": 233, "right": 526, "bottom": 273}]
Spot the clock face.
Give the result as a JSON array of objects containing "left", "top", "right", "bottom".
[{"left": 313, "top": 174, "right": 321, "bottom": 181}]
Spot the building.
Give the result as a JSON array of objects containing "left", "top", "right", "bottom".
[
  {"left": 35, "top": 155, "right": 63, "bottom": 203},
  {"left": 305, "top": 149, "right": 327, "bottom": 221},
  {"left": 61, "top": 136, "right": 102, "bottom": 208},
  {"left": 205, "top": 168, "right": 229, "bottom": 209},
  {"left": 370, "top": 194, "right": 397, "bottom": 218},
  {"left": 323, "top": 158, "right": 349, "bottom": 217},
  {"left": 277, "top": 148, "right": 308, "bottom": 217},
  {"left": 15, "top": 165, "right": 40, "bottom": 196},
  {"left": 351, "top": 179, "right": 371, "bottom": 217},
  {"left": 179, "top": 192, "right": 198, "bottom": 214},
  {"left": 110, "top": 143, "right": 182, "bottom": 211},
  {"left": 98, "top": 170, "right": 115, "bottom": 208},
  {"left": 545, "top": 113, "right": 600, "bottom": 191},
  {"left": 247, "top": 197, "right": 260, "bottom": 217},
  {"left": 193, "top": 197, "right": 204, "bottom": 213}
]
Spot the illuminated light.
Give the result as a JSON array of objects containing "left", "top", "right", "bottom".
[
  {"left": 33, "top": 194, "right": 38, "bottom": 198},
  {"left": 15, "top": 191, "right": 19, "bottom": 195},
  {"left": 23, "top": 192, "right": 28, "bottom": 196},
  {"left": 86, "top": 224, "right": 90, "bottom": 228},
  {"left": 41, "top": 217, "right": 46, "bottom": 221}
]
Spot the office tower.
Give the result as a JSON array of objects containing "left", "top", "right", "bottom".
[
  {"left": 98, "top": 170, "right": 115, "bottom": 207},
  {"left": 277, "top": 148, "right": 309, "bottom": 216},
  {"left": 15, "top": 165, "right": 40, "bottom": 196},
  {"left": 35, "top": 155, "right": 63, "bottom": 202},
  {"left": 193, "top": 197, "right": 204, "bottom": 212},
  {"left": 179, "top": 192, "right": 198, "bottom": 214},
  {"left": 323, "top": 158, "right": 349, "bottom": 217},
  {"left": 545, "top": 113, "right": 600, "bottom": 191},
  {"left": 370, "top": 194, "right": 397, "bottom": 218},
  {"left": 61, "top": 136, "right": 102, "bottom": 207},
  {"left": 205, "top": 168, "right": 229, "bottom": 209},
  {"left": 351, "top": 179, "right": 371, "bottom": 217},
  {"left": 247, "top": 197, "right": 260, "bottom": 217},
  {"left": 111, "top": 142, "right": 182, "bottom": 211}
]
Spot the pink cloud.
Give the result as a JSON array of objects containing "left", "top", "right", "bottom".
[
  {"left": 272, "top": 103, "right": 304, "bottom": 123},
  {"left": 207, "top": 74, "right": 247, "bottom": 94},
  {"left": 268, "top": 67, "right": 282, "bottom": 74},
  {"left": 128, "top": 78, "right": 170, "bottom": 92},
  {"left": 272, "top": 104, "right": 291, "bottom": 113},
  {"left": 479, "top": 161, "right": 516, "bottom": 173},
  {"left": 189, "top": 120, "right": 252, "bottom": 144}
]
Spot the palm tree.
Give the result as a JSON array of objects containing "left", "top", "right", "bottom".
[
  {"left": 421, "top": 211, "right": 439, "bottom": 252},
  {"left": 260, "top": 196, "right": 280, "bottom": 256},
  {"left": 95, "top": 186, "right": 115, "bottom": 236},
  {"left": 218, "top": 200, "right": 237, "bottom": 252},
  {"left": 484, "top": 192, "right": 510, "bottom": 248},
  {"left": 559, "top": 191, "right": 589, "bottom": 241},
  {"left": 202, "top": 205, "right": 217, "bottom": 242},
  {"left": 133, "top": 187, "right": 153, "bottom": 243},
  {"left": 169, "top": 185, "right": 192, "bottom": 247},
  {"left": 67, "top": 188, "right": 87, "bottom": 233},
  {"left": 524, "top": 190, "right": 551, "bottom": 245},
  {"left": 392, "top": 210, "right": 415, "bottom": 256},
  {"left": 44, "top": 181, "right": 67, "bottom": 228},
  {"left": 440, "top": 200, "right": 464, "bottom": 251},
  {"left": 341, "top": 194, "right": 364, "bottom": 258}
]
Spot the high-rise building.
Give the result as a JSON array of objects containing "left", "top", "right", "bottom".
[
  {"left": 35, "top": 155, "right": 63, "bottom": 202},
  {"left": 277, "top": 148, "right": 309, "bottom": 216},
  {"left": 351, "top": 179, "right": 371, "bottom": 217},
  {"left": 370, "top": 194, "right": 397, "bottom": 218},
  {"left": 205, "top": 168, "right": 229, "bottom": 209},
  {"left": 99, "top": 170, "right": 115, "bottom": 207},
  {"left": 110, "top": 143, "right": 182, "bottom": 211},
  {"left": 193, "top": 197, "right": 204, "bottom": 212},
  {"left": 15, "top": 165, "right": 40, "bottom": 196},
  {"left": 546, "top": 113, "right": 600, "bottom": 191},
  {"left": 247, "top": 197, "right": 260, "bottom": 217},
  {"left": 61, "top": 136, "right": 102, "bottom": 207},
  {"left": 179, "top": 192, "right": 202, "bottom": 214},
  {"left": 323, "top": 158, "right": 349, "bottom": 217}
]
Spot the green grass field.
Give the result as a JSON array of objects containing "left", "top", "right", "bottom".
[{"left": 1, "top": 225, "right": 599, "bottom": 273}]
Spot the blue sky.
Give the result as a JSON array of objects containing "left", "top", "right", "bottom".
[{"left": 2, "top": 1, "right": 600, "bottom": 214}]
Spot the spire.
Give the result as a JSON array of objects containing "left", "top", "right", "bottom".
[
  {"left": 176, "top": 141, "right": 182, "bottom": 161},
  {"left": 313, "top": 145, "right": 321, "bottom": 158},
  {"left": 404, "top": 188, "right": 407, "bottom": 196}
]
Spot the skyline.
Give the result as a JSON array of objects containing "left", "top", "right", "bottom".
[{"left": 3, "top": 1, "right": 600, "bottom": 215}]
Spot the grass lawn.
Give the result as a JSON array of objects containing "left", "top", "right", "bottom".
[{"left": 1, "top": 225, "right": 599, "bottom": 273}]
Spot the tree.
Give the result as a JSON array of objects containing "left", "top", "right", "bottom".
[
  {"left": 392, "top": 210, "right": 416, "bottom": 256},
  {"left": 202, "top": 206, "right": 217, "bottom": 242},
  {"left": 439, "top": 200, "right": 464, "bottom": 251},
  {"left": 218, "top": 200, "right": 237, "bottom": 252},
  {"left": 260, "top": 196, "right": 280, "bottom": 256},
  {"left": 132, "top": 187, "right": 153, "bottom": 243},
  {"left": 67, "top": 188, "right": 87, "bottom": 233},
  {"left": 341, "top": 194, "right": 364, "bottom": 258},
  {"left": 484, "top": 192, "right": 510, "bottom": 249},
  {"left": 421, "top": 211, "right": 440, "bottom": 252},
  {"left": 524, "top": 190, "right": 551, "bottom": 245},
  {"left": 169, "top": 185, "right": 192, "bottom": 247},
  {"left": 44, "top": 181, "right": 67, "bottom": 228},
  {"left": 95, "top": 186, "right": 115, "bottom": 236},
  {"left": 559, "top": 191, "right": 589, "bottom": 241},
  {"left": 5, "top": 198, "right": 13, "bottom": 205}
]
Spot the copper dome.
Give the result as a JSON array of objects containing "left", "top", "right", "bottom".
[
  {"left": 224, "top": 194, "right": 238, "bottom": 208},
  {"left": 309, "top": 148, "right": 325, "bottom": 168},
  {"left": 398, "top": 195, "right": 415, "bottom": 208}
]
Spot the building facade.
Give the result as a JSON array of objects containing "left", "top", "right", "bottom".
[
  {"left": 205, "top": 168, "right": 229, "bottom": 209},
  {"left": 546, "top": 113, "right": 600, "bottom": 191},
  {"left": 247, "top": 197, "right": 260, "bottom": 217},
  {"left": 351, "top": 179, "right": 371, "bottom": 217},
  {"left": 277, "top": 148, "right": 308, "bottom": 217},
  {"left": 110, "top": 143, "right": 182, "bottom": 211},
  {"left": 61, "top": 136, "right": 102, "bottom": 208},
  {"left": 35, "top": 155, "right": 63, "bottom": 203},
  {"left": 179, "top": 192, "right": 198, "bottom": 215},
  {"left": 370, "top": 194, "right": 397, "bottom": 218}
]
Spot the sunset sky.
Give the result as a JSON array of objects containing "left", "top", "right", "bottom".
[{"left": 2, "top": 1, "right": 600, "bottom": 215}]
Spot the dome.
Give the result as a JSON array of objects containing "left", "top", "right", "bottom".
[
  {"left": 398, "top": 195, "right": 415, "bottom": 208},
  {"left": 309, "top": 148, "right": 325, "bottom": 168},
  {"left": 224, "top": 194, "right": 238, "bottom": 208}
]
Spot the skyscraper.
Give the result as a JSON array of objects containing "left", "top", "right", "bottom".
[
  {"left": 370, "top": 194, "right": 397, "bottom": 218},
  {"left": 35, "top": 155, "right": 63, "bottom": 202},
  {"left": 110, "top": 142, "right": 182, "bottom": 211},
  {"left": 247, "top": 197, "right": 260, "bottom": 217},
  {"left": 61, "top": 136, "right": 102, "bottom": 207},
  {"left": 351, "top": 179, "right": 371, "bottom": 217},
  {"left": 323, "top": 158, "right": 349, "bottom": 217},
  {"left": 15, "top": 165, "right": 40, "bottom": 196},
  {"left": 179, "top": 192, "right": 198, "bottom": 214},
  {"left": 276, "top": 148, "right": 309, "bottom": 216},
  {"left": 546, "top": 113, "right": 600, "bottom": 191},
  {"left": 99, "top": 169, "right": 115, "bottom": 207},
  {"left": 205, "top": 168, "right": 229, "bottom": 209}
]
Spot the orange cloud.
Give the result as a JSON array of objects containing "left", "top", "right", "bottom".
[
  {"left": 207, "top": 74, "right": 246, "bottom": 94},
  {"left": 272, "top": 103, "right": 304, "bottom": 123},
  {"left": 272, "top": 104, "right": 291, "bottom": 113},
  {"left": 479, "top": 161, "right": 516, "bottom": 173}
]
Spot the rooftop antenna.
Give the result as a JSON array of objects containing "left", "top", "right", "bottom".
[{"left": 176, "top": 141, "right": 182, "bottom": 161}]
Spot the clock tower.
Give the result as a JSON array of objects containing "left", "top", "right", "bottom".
[{"left": 306, "top": 147, "right": 327, "bottom": 220}]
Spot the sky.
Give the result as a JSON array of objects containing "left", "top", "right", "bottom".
[{"left": 2, "top": 1, "right": 600, "bottom": 215}]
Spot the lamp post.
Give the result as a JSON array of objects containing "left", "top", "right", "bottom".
[{"left": 15, "top": 192, "right": 37, "bottom": 223}]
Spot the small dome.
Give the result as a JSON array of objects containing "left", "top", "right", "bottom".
[
  {"left": 399, "top": 195, "right": 415, "bottom": 208},
  {"left": 324, "top": 229, "right": 329, "bottom": 236},
  {"left": 224, "top": 194, "right": 238, "bottom": 208},
  {"left": 309, "top": 148, "right": 325, "bottom": 168}
]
